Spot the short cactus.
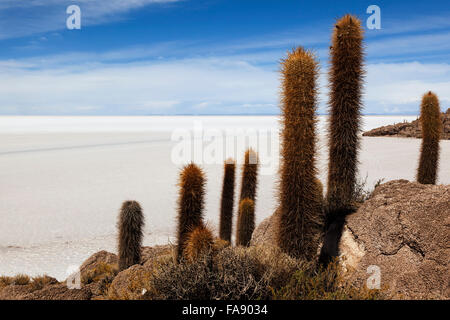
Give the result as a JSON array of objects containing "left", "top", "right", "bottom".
[
  {"left": 176, "top": 163, "right": 206, "bottom": 261},
  {"left": 184, "top": 224, "right": 214, "bottom": 262},
  {"left": 219, "top": 159, "right": 236, "bottom": 243},
  {"left": 277, "top": 47, "right": 324, "bottom": 260},
  {"left": 239, "top": 149, "right": 259, "bottom": 202},
  {"left": 417, "top": 91, "right": 442, "bottom": 184},
  {"left": 235, "top": 198, "right": 255, "bottom": 247},
  {"left": 117, "top": 200, "right": 144, "bottom": 271}
]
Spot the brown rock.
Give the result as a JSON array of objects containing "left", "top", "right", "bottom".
[
  {"left": 107, "top": 265, "right": 152, "bottom": 300},
  {"left": 79, "top": 250, "right": 118, "bottom": 278},
  {"left": 340, "top": 179, "right": 450, "bottom": 299},
  {"left": 0, "top": 282, "right": 91, "bottom": 300},
  {"left": 0, "top": 285, "right": 33, "bottom": 300},
  {"left": 363, "top": 109, "right": 450, "bottom": 139},
  {"left": 141, "top": 245, "right": 173, "bottom": 267},
  {"left": 250, "top": 209, "right": 279, "bottom": 247},
  {"left": 25, "top": 283, "right": 92, "bottom": 300}
]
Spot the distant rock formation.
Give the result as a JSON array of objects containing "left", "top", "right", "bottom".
[{"left": 362, "top": 108, "right": 450, "bottom": 140}]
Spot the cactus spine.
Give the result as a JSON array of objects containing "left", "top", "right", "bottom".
[
  {"left": 326, "top": 14, "right": 364, "bottom": 218},
  {"left": 417, "top": 91, "right": 442, "bottom": 184},
  {"left": 184, "top": 224, "right": 214, "bottom": 262},
  {"left": 239, "top": 149, "right": 259, "bottom": 202},
  {"left": 117, "top": 200, "right": 144, "bottom": 271},
  {"left": 176, "top": 163, "right": 206, "bottom": 261},
  {"left": 235, "top": 198, "right": 255, "bottom": 247},
  {"left": 276, "top": 47, "right": 324, "bottom": 260},
  {"left": 219, "top": 159, "right": 236, "bottom": 243}
]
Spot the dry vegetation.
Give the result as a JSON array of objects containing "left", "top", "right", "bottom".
[{"left": 100, "top": 245, "right": 386, "bottom": 300}]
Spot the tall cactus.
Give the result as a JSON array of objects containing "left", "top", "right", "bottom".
[
  {"left": 117, "top": 200, "right": 144, "bottom": 271},
  {"left": 320, "top": 15, "right": 365, "bottom": 265},
  {"left": 276, "top": 47, "right": 324, "bottom": 260},
  {"left": 326, "top": 14, "right": 364, "bottom": 218},
  {"left": 176, "top": 163, "right": 206, "bottom": 261},
  {"left": 417, "top": 91, "right": 442, "bottom": 184},
  {"left": 219, "top": 159, "right": 236, "bottom": 243},
  {"left": 235, "top": 198, "right": 255, "bottom": 247},
  {"left": 239, "top": 149, "right": 259, "bottom": 202}
]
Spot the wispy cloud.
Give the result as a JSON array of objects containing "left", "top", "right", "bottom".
[{"left": 0, "top": 0, "right": 180, "bottom": 40}]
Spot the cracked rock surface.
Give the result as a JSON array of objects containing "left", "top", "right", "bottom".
[{"left": 340, "top": 179, "right": 449, "bottom": 299}]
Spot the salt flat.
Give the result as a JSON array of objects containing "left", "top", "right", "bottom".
[{"left": 0, "top": 115, "right": 448, "bottom": 280}]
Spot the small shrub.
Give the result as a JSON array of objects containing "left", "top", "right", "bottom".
[
  {"left": 352, "top": 176, "right": 385, "bottom": 204},
  {"left": 12, "top": 274, "right": 30, "bottom": 286},
  {"left": 0, "top": 276, "right": 13, "bottom": 288},
  {"left": 81, "top": 262, "right": 118, "bottom": 285},
  {"left": 30, "top": 275, "right": 57, "bottom": 291},
  {"left": 274, "top": 260, "right": 386, "bottom": 300}
]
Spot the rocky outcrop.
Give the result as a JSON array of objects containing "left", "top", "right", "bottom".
[
  {"left": 250, "top": 210, "right": 279, "bottom": 247},
  {"left": 251, "top": 180, "right": 449, "bottom": 299},
  {"left": 0, "top": 282, "right": 91, "bottom": 300},
  {"left": 340, "top": 179, "right": 449, "bottom": 299},
  {"left": 363, "top": 108, "right": 450, "bottom": 139}
]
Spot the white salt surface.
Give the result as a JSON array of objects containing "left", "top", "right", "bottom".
[{"left": 0, "top": 115, "right": 448, "bottom": 280}]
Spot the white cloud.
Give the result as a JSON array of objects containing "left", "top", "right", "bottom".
[
  {"left": 0, "top": 0, "right": 180, "bottom": 40},
  {"left": 0, "top": 56, "right": 278, "bottom": 115},
  {"left": 0, "top": 52, "right": 448, "bottom": 115}
]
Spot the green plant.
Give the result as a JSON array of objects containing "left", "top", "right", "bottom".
[
  {"left": 417, "top": 91, "right": 442, "bottom": 184},
  {"left": 239, "top": 149, "right": 259, "bottom": 202},
  {"left": 277, "top": 47, "right": 324, "bottom": 260},
  {"left": 184, "top": 224, "right": 214, "bottom": 262},
  {"left": 118, "top": 200, "right": 144, "bottom": 271},
  {"left": 176, "top": 163, "right": 206, "bottom": 261},
  {"left": 236, "top": 198, "right": 255, "bottom": 247},
  {"left": 326, "top": 14, "right": 364, "bottom": 218},
  {"left": 219, "top": 158, "right": 236, "bottom": 243}
]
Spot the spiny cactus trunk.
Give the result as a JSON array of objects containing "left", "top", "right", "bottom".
[
  {"left": 118, "top": 201, "right": 144, "bottom": 271},
  {"left": 176, "top": 163, "right": 206, "bottom": 261},
  {"left": 326, "top": 14, "right": 364, "bottom": 219},
  {"left": 320, "top": 15, "right": 364, "bottom": 266},
  {"left": 235, "top": 198, "right": 255, "bottom": 247},
  {"left": 239, "top": 149, "right": 259, "bottom": 202},
  {"left": 219, "top": 159, "right": 236, "bottom": 243},
  {"left": 417, "top": 91, "right": 442, "bottom": 185},
  {"left": 277, "top": 47, "right": 324, "bottom": 260}
]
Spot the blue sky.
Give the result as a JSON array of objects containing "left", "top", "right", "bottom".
[{"left": 0, "top": 0, "right": 449, "bottom": 115}]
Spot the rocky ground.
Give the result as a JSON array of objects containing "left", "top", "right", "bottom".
[
  {"left": 1, "top": 180, "right": 448, "bottom": 300},
  {"left": 363, "top": 108, "right": 450, "bottom": 139},
  {"left": 252, "top": 180, "right": 450, "bottom": 299}
]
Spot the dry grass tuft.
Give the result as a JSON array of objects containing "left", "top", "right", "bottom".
[
  {"left": 12, "top": 274, "right": 30, "bottom": 286},
  {"left": 30, "top": 275, "right": 57, "bottom": 291},
  {"left": 81, "top": 262, "right": 118, "bottom": 285}
]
